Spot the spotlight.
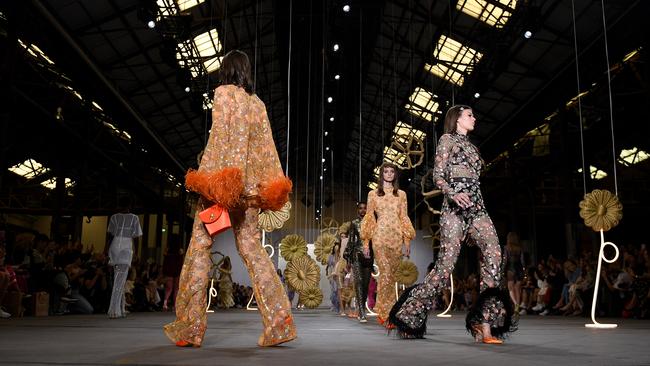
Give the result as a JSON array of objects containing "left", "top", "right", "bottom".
[
  {"left": 327, "top": 96, "right": 333, "bottom": 103},
  {"left": 524, "top": 30, "right": 532, "bottom": 39},
  {"left": 474, "top": 92, "right": 480, "bottom": 98},
  {"left": 329, "top": 117, "right": 334, "bottom": 122},
  {"left": 326, "top": 146, "right": 330, "bottom": 151},
  {"left": 324, "top": 131, "right": 328, "bottom": 136},
  {"left": 322, "top": 158, "right": 326, "bottom": 163},
  {"left": 334, "top": 74, "right": 340, "bottom": 80},
  {"left": 343, "top": 5, "right": 350, "bottom": 12},
  {"left": 333, "top": 44, "right": 339, "bottom": 52},
  {"left": 319, "top": 175, "right": 323, "bottom": 180},
  {"left": 147, "top": 20, "right": 156, "bottom": 29},
  {"left": 185, "top": 86, "right": 191, "bottom": 93}
]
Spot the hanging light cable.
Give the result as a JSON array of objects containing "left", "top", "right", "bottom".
[
  {"left": 600, "top": 0, "right": 618, "bottom": 196},
  {"left": 285, "top": 0, "right": 293, "bottom": 176},
  {"left": 571, "top": 0, "right": 587, "bottom": 196}
]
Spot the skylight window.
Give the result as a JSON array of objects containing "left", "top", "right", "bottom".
[
  {"left": 405, "top": 87, "right": 440, "bottom": 122},
  {"left": 373, "top": 166, "right": 381, "bottom": 180},
  {"left": 177, "top": 0, "right": 205, "bottom": 11},
  {"left": 619, "top": 147, "right": 650, "bottom": 166},
  {"left": 203, "top": 97, "right": 213, "bottom": 110},
  {"left": 578, "top": 166, "right": 607, "bottom": 180},
  {"left": 8, "top": 159, "right": 50, "bottom": 179},
  {"left": 194, "top": 29, "right": 222, "bottom": 57},
  {"left": 18, "top": 39, "right": 55, "bottom": 65},
  {"left": 157, "top": 0, "right": 204, "bottom": 16},
  {"left": 392, "top": 121, "right": 426, "bottom": 146},
  {"left": 102, "top": 120, "right": 132, "bottom": 143},
  {"left": 177, "top": 28, "right": 223, "bottom": 77},
  {"left": 204, "top": 56, "right": 223, "bottom": 74},
  {"left": 91, "top": 101, "right": 103, "bottom": 111},
  {"left": 40, "top": 177, "right": 74, "bottom": 190},
  {"left": 456, "top": 0, "right": 518, "bottom": 28},
  {"left": 383, "top": 146, "right": 406, "bottom": 166},
  {"left": 424, "top": 35, "right": 483, "bottom": 86},
  {"left": 60, "top": 84, "right": 83, "bottom": 101}
]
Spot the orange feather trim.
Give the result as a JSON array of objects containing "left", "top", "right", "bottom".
[
  {"left": 259, "top": 176, "right": 293, "bottom": 211},
  {"left": 185, "top": 169, "right": 212, "bottom": 199},
  {"left": 185, "top": 167, "right": 244, "bottom": 210}
]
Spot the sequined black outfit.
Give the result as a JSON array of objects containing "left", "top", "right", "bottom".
[
  {"left": 389, "top": 133, "right": 517, "bottom": 339},
  {"left": 344, "top": 219, "right": 373, "bottom": 320}
]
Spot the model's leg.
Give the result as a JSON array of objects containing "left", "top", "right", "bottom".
[
  {"left": 351, "top": 257, "right": 363, "bottom": 319},
  {"left": 163, "top": 276, "right": 173, "bottom": 309},
  {"left": 389, "top": 212, "right": 465, "bottom": 335},
  {"left": 372, "top": 241, "right": 402, "bottom": 321},
  {"left": 163, "top": 207, "right": 212, "bottom": 346},
  {"left": 466, "top": 214, "right": 512, "bottom": 342},
  {"left": 232, "top": 207, "right": 296, "bottom": 347},
  {"left": 108, "top": 264, "right": 129, "bottom": 318},
  {"left": 359, "top": 254, "right": 372, "bottom": 318}
]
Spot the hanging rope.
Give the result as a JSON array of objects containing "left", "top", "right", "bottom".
[
  {"left": 599, "top": 0, "right": 618, "bottom": 196},
  {"left": 305, "top": 0, "right": 313, "bottom": 237},
  {"left": 358, "top": 11, "right": 363, "bottom": 201},
  {"left": 380, "top": 17, "right": 385, "bottom": 150},
  {"left": 253, "top": 0, "right": 259, "bottom": 91},
  {"left": 571, "top": 0, "right": 587, "bottom": 196},
  {"left": 392, "top": 5, "right": 398, "bottom": 133},
  {"left": 285, "top": 0, "right": 293, "bottom": 176},
  {"left": 448, "top": 0, "right": 455, "bottom": 105},
  {"left": 320, "top": 0, "right": 326, "bottom": 236}
]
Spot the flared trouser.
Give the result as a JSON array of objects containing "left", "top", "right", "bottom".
[
  {"left": 351, "top": 252, "right": 372, "bottom": 318},
  {"left": 108, "top": 264, "right": 130, "bottom": 318},
  {"left": 164, "top": 203, "right": 295, "bottom": 346},
  {"left": 391, "top": 211, "right": 502, "bottom": 331}
]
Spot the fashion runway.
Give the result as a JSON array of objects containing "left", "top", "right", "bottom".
[{"left": 1, "top": 310, "right": 648, "bottom": 366}]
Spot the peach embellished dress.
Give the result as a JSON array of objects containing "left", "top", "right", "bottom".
[
  {"left": 360, "top": 189, "right": 415, "bottom": 322},
  {"left": 163, "top": 84, "right": 295, "bottom": 347}
]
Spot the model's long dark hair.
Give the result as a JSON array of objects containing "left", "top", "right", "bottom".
[
  {"left": 443, "top": 104, "right": 471, "bottom": 134},
  {"left": 218, "top": 50, "right": 254, "bottom": 95},
  {"left": 376, "top": 162, "right": 399, "bottom": 197}
]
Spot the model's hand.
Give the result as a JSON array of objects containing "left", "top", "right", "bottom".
[
  {"left": 452, "top": 192, "right": 472, "bottom": 208},
  {"left": 404, "top": 243, "right": 411, "bottom": 257},
  {"left": 363, "top": 246, "right": 370, "bottom": 258}
]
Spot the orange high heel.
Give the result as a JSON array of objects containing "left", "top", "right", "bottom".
[
  {"left": 482, "top": 336, "right": 504, "bottom": 344},
  {"left": 175, "top": 340, "right": 200, "bottom": 348}
]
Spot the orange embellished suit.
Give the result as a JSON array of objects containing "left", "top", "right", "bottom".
[
  {"left": 164, "top": 84, "right": 295, "bottom": 347},
  {"left": 360, "top": 189, "right": 415, "bottom": 322}
]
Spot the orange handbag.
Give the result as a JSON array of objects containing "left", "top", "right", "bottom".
[{"left": 199, "top": 204, "right": 231, "bottom": 236}]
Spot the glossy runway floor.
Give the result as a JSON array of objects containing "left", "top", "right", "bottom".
[{"left": 1, "top": 309, "right": 649, "bottom": 366}]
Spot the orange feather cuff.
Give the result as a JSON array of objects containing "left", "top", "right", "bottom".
[
  {"left": 258, "top": 176, "right": 293, "bottom": 211},
  {"left": 185, "top": 167, "right": 244, "bottom": 210}
]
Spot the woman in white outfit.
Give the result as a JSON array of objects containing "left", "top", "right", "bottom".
[{"left": 107, "top": 198, "right": 142, "bottom": 318}]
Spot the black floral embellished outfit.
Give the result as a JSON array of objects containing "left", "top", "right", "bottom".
[{"left": 388, "top": 133, "right": 517, "bottom": 339}]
